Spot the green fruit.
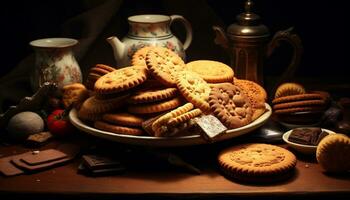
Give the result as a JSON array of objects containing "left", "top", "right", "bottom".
[{"left": 7, "top": 111, "right": 44, "bottom": 140}]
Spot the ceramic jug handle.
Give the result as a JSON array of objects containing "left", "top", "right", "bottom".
[
  {"left": 267, "top": 27, "right": 303, "bottom": 89},
  {"left": 170, "top": 15, "right": 193, "bottom": 50}
]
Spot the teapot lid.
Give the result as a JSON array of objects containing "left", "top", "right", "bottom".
[{"left": 227, "top": 0, "right": 269, "bottom": 37}]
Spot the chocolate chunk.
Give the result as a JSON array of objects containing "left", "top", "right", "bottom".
[
  {"left": 289, "top": 127, "right": 328, "bottom": 145},
  {"left": 20, "top": 149, "right": 68, "bottom": 166},
  {"left": 195, "top": 115, "right": 227, "bottom": 141},
  {"left": 26, "top": 131, "right": 53, "bottom": 147},
  {"left": 82, "top": 154, "right": 123, "bottom": 170}
]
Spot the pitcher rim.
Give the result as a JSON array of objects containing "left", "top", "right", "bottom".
[
  {"left": 30, "top": 38, "right": 78, "bottom": 48},
  {"left": 128, "top": 14, "right": 171, "bottom": 24}
]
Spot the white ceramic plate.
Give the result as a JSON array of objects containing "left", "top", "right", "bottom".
[
  {"left": 69, "top": 103, "right": 272, "bottom": 147},
  {"left": 282, "top": 128, "right": 336, "bottom": 155}
]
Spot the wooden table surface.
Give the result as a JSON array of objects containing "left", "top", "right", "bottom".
[{"left": 0, "top": 130, "right": 349, "bottom": 200}]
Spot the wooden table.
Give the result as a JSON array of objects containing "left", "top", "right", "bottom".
[{"left": 0, "top": 130, "right": 349, "bottom": 200}]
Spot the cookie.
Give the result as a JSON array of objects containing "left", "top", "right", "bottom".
[
  {"left": 234, "top": 79, "right": 267, "bottom": 101},
  {"left": 62, "top": 83, "right": 89, "bottom": 109},
  {"left": 131, "top": 46, "right": 154, "bottom": 66},
  {"left": 209, "top": 83, "right": 252, "bottom": 129},
  {"left": 234, "top": 79, "right": 267, "bottom": 121},
  {"left": 274, "top": 106, "right": 327, "bottom": 114},
  {"left": 272, "top": 93, "right": 324, "bottom": 105},
  {"left": 78, "top": 95, "right": 128, "bottom": 121},
  {"left": 275, "top": 82, "right": 306, "bottom": 98},
  {"left": 168, "top": 108, "right": 202, "bottom": 126},
  {"left": 146, "top": 46, "right": 186, "bottom": 87},
  {"left": 186, "top": 60, "right": 234, "bottom": 83},
  {"left": 94, "top": 121, "right": 144, "bottom": 136},
  {"left": 85, "top": 64, "right": 116, "bottom": 90},
  {"left": 176, "top": 70, "right": 211, "bottom": 112},
  {"left": 316, "top": 134, "right": 350, "bottom": 173},
  {"left": 273, "top": 99, "right": 326, "bottom": 110},
  {"left": 102, "top": 113, "right": 144, "bottom": 127},
  {"left": 128, "top": 97, "right": 183, "bottom": 114},
  {"left": 151, "top": 103, "right": 194, "bottom": 136},
  {"left": 218, "top": 143, "right": 297, "bottom": 183},
  {"left": 94, "top": 66, "right": 148, "bottom": 94},
  {"left": 128, "top": 87, "right": 178, "bottom": 104}
]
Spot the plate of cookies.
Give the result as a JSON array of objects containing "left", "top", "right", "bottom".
[{"left": 67, "top": 46, "right": 271, "bottom": 147}]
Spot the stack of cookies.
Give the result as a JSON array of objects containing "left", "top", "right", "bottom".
[
  {"left": 272, "top": 83, "right": 330, "bottom": 125},
  {"left": 76, "top": 46, "right": 268, "bottom": 137}
]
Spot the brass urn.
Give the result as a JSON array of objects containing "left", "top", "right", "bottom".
[{"left": 213, "top": 0, "right": 303, "bottom": 86}]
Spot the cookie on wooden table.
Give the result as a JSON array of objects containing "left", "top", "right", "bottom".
[
  {"left": 146, "top": 46, "right": 186, "bottom": 87},
  {"left": 186, "top": 60, "right": 234, "bottom": 83},
  {"left": 218, "top": 143, "right": 297, "bottom": 183},
  {"left": 316, "top": 134, "right": 350, "bottom": 173}
]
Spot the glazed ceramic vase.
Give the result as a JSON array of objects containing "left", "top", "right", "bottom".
[
  {"left": 107, "top": 14, "right": 193, "bottom": 67},
  {"left": 30, "top": 38, "right": 82, "bottom": 91}
]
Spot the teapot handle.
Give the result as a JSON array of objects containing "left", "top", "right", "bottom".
[
  {"left": 170, "top": 15, "right": 193, "bottom": 50},
  {"left": 267, "top": 27, "right": 303, "bottom": 93}
]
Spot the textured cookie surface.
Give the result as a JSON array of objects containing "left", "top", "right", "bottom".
[
  {"left": 186, "top": 60, "right": 234, "bottom": 83},
  {"left": 102, "top": 113, "right": 144, "bottom": 127},
  {"left": 316, "top": 134, "right": 350, "bottom": 173},
  {"left": 131, "top": 46, "right": 154, "bottom": 67},
  {"left": 146, "top": 46, "right": 185, "bottom": 86},
  {"left": 275, "top": 82, "right": 306, "bottom": 98},
  {"left": 128, "top": 87, "right": 178, "bottom": 104},
  {"left": 218, "top": 143, "right": 297, "bottom": 182},
  {"left": 94, "top": 66, "right": 148, "bottom": 94},
  {"left": 62, "top": 83, "right": 89, "bottom": 109},
  {"left": 209, "top": 83, "right": 252, "bottom": 129},
  {"left": 128, "top": 97, "right": 183, "bottom": 114},
  {"left": 176, "top": 70, "right": 211, "bottom": 112},
  {"left": 85, "top": 64, "right": 116, "bottom": 90},
  {"left": 234, "top": 79, "right": 267, "bottom": 121},
  {"left": 272, "top": 93, "right": 324, "bottom": 105},
  {"left": 94, "top": 121, "right": 144, "bottom": 136}
]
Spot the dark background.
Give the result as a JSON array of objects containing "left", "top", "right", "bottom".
[{"left": 0, "top": 0, "right": 349, "bottom": 80}]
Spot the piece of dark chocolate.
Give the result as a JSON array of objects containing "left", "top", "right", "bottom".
[
  {"left": 289, "top": 127, "right": 328, "bottom": 145},
  {"left": 82, "top": 154, "right": 124, "bottom": 170}
]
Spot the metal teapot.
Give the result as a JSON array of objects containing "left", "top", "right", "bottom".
[{"left": 213, "top": 0, "right": 303, "bottom": 88}]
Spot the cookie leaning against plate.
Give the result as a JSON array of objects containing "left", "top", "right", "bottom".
[
  {"left": 176, "top": 70, "right": 211, "bottom": 112},
  {"left": 94, "top": 66, "right": 148, "bottom": 94},
  {"left": 186, "top": 60, "right": 234, "bottom": 83},
  {"left": 316, "top": 134, "right": 350, "bottom": 173},
  {"left": 146, "top": 46, "right": 186, "bottom": 87},
  {"left": 218, "top": 143, "right": 297, "bottom": 183},
  {"left": 209, "top": 83, "right": 252, "bottom": 129}
]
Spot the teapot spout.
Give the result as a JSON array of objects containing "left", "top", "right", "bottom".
[
  {"left": 106, "top": 36, "right": 125, "bottom": 66},
  {"left": 212, "top": 26, "right": 229, "bottom": 50}
]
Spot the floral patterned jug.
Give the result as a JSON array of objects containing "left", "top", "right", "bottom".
[
  {"left": 30, "top": 38, "right": 82, "bottom": 92},
  {"left": 107, "top": 14, "right": 192, "bottom": 67}
]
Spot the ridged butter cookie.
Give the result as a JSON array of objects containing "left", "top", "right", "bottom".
[
  {"left": 146, "top": 46, "right": 185, "bottom": 87},
  {"left": 94, "top": 66, "right": 148, "bottom": 94},
  {"left": 176, "top": 70, "right": 211, "bottom": 112}
]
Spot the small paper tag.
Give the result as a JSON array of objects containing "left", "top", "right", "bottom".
[{"left": 195, "top": 115, "right": 227, "bottom": 142}]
